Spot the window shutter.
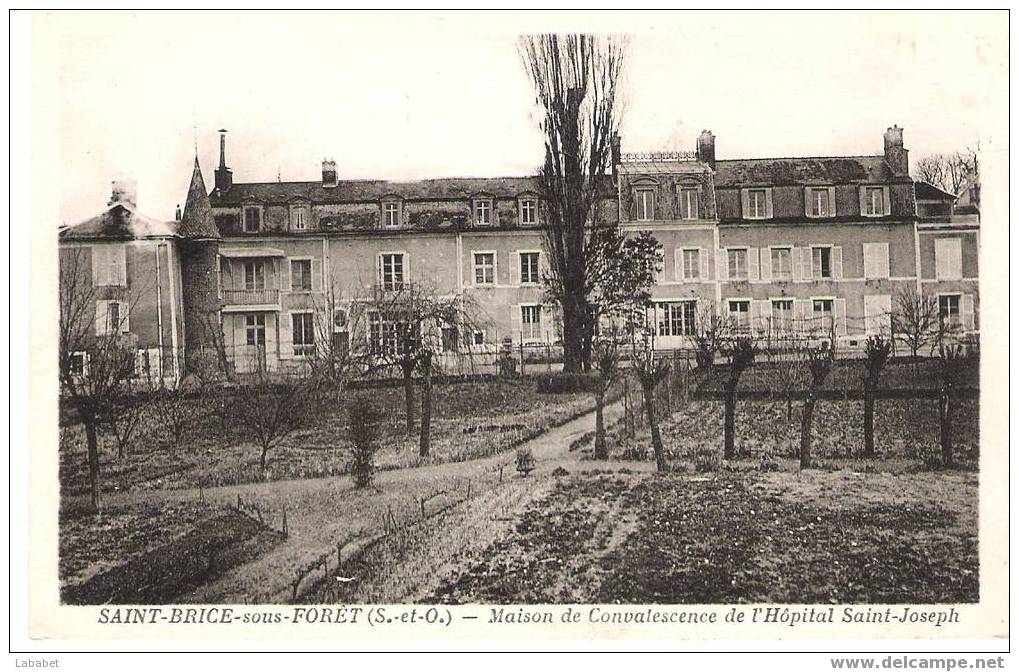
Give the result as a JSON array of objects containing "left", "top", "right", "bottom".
[
  {"left": 878, "top": 243, "right": 890, "bottom": 278},
  {"left": 280, "top": 313, "right": 294, "bottom": 358},
  {"left": 281, "top": 259, "right": 292, "bottom": 292},
  {"left": 832, "top": 246, "right": 843, "bottom": 280},
  {"left": 740, "top": 190, "right": 750, "bottom": 219},
  {"left": 962, "top": 294, "right": 975, "bottom": 332},
  {"left": 120, "top": 301, "right": 130, "bottom": 333},
  {"left": 376, "top": 254, "right": 384, "bottom": 286},
  {"left": 510, "top": 251, "right": 520, "bottom": 286},
  {"left": 793, "top": 299, "right": 809, "bottom": 331},
  {"left": 827, "top": 187, "right": 837, "bottom": 217},
  {"left": 760, "top": 247, "right": 772, "bottom": 281},
  {"left": 716, "top": 249, "right": 729, "bottom": 281},
  {"left": 699, "top": 247, "right": 710, "bottom": 280},
  {"left": 750, "top": 300, "right": 763, "bottom": 336},
  {"left": 804, "top": 188, "right": 812, "bottom": 217},
  {"left": 89, "top": 246, "right": 101, "bottom": 286},
  {"left": 514, "top": 305, "right": 523, "bottom": 344},
  {"left": 629, "top": 191, "right": 637, "bottom": 220},
  {"left": 404, "top": 253, "right": 411, "bottom": 284},
  {"left": 879, "top": 294, "right": 893, "bottom": 335},
  {"left": 674, "top": 248, "right": 684, "bottom": 282},
  {"left": 835, "top": 298, "right": 847, "bottom": 337},
  {"left": 764, "top": 189, "right": 774, "bottom": 219},
  {"left": 95, "top": 300, "right": 108, "bottom": 336},
  {"left": 748, "top": 248, "right": 760, "bottom": 281},
  {"left": 858, "top": 187, "right": 867, "bottom": 216},
  {"left": 311, "top": 258, "right": 322, "bottom": 291},
  {"left": 760, "top": 300, "right": 773, "bottom": 335},
  {"left": 792, "top": 247, "right": 805, "bottom": 281},
  {"left": 115, "top": 245, "right": 127, "bottom": 285},
  {"left": 882, "top": 187, "right": 891, "bottom": 216}
]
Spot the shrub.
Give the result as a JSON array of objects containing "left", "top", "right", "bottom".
[
  {"left": 348, "top": 395, "right": 381, "bottom": 489},
  {"left": 536, "top": 372, "right": 600, "bottom": 395},
  {"left": 694, "top": 448, "right": 721, "bottom": 473},
  {"left": 758, "top": 452, "right": 782, "bottom": 472},
  {"left": 498, "top": 339, "right": 517, "bottom": 377}
]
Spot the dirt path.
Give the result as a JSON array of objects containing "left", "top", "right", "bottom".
[{"left": 95, "top": 399, "right": 627, "bottom": 603}]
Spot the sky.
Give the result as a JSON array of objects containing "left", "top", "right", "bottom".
[{"left": 33, "top": 10, "right": 1008, "bottom": 225}]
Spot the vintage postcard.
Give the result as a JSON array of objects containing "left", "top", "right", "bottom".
[{"left": 12, "top": 8, "right": 1010, "bottom": 656}]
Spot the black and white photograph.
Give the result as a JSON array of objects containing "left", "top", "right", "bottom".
[{"left": 10, "top": 8, "right": 1010, "bottom": 658}]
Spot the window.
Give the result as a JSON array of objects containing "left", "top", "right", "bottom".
[
  {"left": 864, "top": 295, "right": 892, "bottom": 335},
  {"left": 379, "top": 253, "right": 405, "bottom": 290},
  {"left": 520, "top": 199, "right": 538, "bottom": 226},
  {"left": 862, "top": 187, "right": 885, "bottom": 216},
  {"left": 771, "top": 247, "right": 792, "bottom": 280},
  {"left": 69, "top": 352, "right": 87, "bottom": 377},
  {"left": 934, "top": 238, "right": 963, "bottom": 280},
  {"left": 812, "top": 246, "right": 833, "bottom": 279},
  {"left": 634, "top": 188, "right": 655, "bottom": 221},
  {"left": 474, "top": 199, "right": 492, "bottom": 226},
  {"left": 771, "top": 299, "right": 794, "bottom": 333},
  {"left": 368, "top": 311, "right": 406, "bottom": 355},
  {"left": 290, "top": 259, "right": 312, "bottom": 291},
  {"left": 292, "top": 312, "right": 315, "bottom": 356},
  {"left": 291, "top": 206, "right": 308, "bottom": 230},
  {"left": 728, "top": 300, "right": 750, "bottom": 332},
  {"left": 746, "top": 189, "right": 768, "bottom": 219},
  {"left": 520, "top": 252, "right": 540, "bottom": 285},
  {"left": 656, "top": 301, "right": 697, "bottom": 337},
  {"left": 92, "top": 245, "right": 127, "bottom": 286},
  {"left": 812, "top": 299, "right": 834, "bottom": 332},
  {"left": 679, "top": 188, "right": 699, "bottom": 220},
  {"left": 244, "top": 261, "right": 265, "bottom": 291},
  {"left": 243, "top": 206, "right": 261, "bottom": 233},
  {"left": 727, "top": 248, "right": 749, "bottom": 280},
  {"left": 473, "top": 252, "right": 496, "bottom": 285},
  {"left": 521, "top": 305, "right": 542, "bottom": 341},
  {"left": 939, "top": 294, "right": 961, "bottom": 329},
  {"left": 383, "top": 202, "right": 400, "bottom": 228},
  {"left": 245, "top": 314, "right": 266, "bottom": 346},
  {"left": 681, "top": 248, "right": 700, "bottom": 281},
  {"left": 95, "top": 300, "right": 128, "bottom": 336},
  {"left": 471, "top": 330, "right": 485, "bottom": 347},
  {"left": 808, "top": 187, "right": 832, "bottom": 217}
]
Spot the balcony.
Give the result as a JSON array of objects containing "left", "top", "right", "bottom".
[{"left": 221, "top": 288, "right": 281, "bottom": 312}]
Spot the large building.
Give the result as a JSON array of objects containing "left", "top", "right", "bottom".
[{"left": 58, "top": 125, "right": 979, "bottom": 378}]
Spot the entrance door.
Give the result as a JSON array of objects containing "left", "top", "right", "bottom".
[{"left": 245, "top": 314, "right": 267, "bottom": 371}]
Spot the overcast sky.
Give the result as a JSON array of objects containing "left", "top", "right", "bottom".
[{"left": 36, "top": 11, "right": 1006, "bottom": 225}]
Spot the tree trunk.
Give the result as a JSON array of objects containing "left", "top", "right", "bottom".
[
  {"left": 260, "top": 443, "right": 269, "bottom": 474},
  {"left": 402, "top": 360, "right": 415, "bottom": 435},
  {"left": 593, "top": 386, "right": 607, "bottom": 459},
  {"left": 561, "top": 305, "right": 585, "bottom": 374},
  {"left": 419, "top": 354, "right": 433, "bottom": 458},
  {"left": 862, "top": 387, "right": 875, "bottom": 458},
  {"left": 799, "top": 393, "right": 816, "bottom": 469},
  {"left": 84, "top": 419, "right": 101, "bottom": 511},
  {"left": 785, "top": 393, "right": 793, "bottom": 423},
  {"left": 643, "top": 385, "right": 667, "bottom": 472},
  {"left": 939, "top": 388, "right": 954, "bottom": 467},
  {"left": 723, "top": 383, "right": 737, "bottom": 460}
]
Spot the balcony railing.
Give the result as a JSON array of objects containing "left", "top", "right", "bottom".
[{"left": 222, "top": 288, "right": 281, "bottom": 307}]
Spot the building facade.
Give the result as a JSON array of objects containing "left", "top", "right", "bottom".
[{"left": 58, "top": 125, "right": 980, "bottom": 377}]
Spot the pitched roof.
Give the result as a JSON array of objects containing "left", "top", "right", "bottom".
[
  {"left": 914, "top": 181, "right": 957, "bottom": 201},
  {"left": 59, "top": 202, "right": 176, "bottom": 241},
  {"left": 714, "top": 156, "right": 893, "bottom": 186},
  {"left": 177, "top": 158, "right": 221, "bottom": 239}
]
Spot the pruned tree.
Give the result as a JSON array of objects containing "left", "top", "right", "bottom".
[
  {"left": 893, "top": 284, "right": 941, "bottom": 360},
  {"left": 306, "top": 290, "right": 371, "bottom": 399},
  {"left": 58, "top": 247, "right": 147, "bottom": 511},
  {"left": 150, "top": 377, "right": 195, "bottom": 450},
  {"left": 232, "top": 366, "right": 318, "bottom": 476},
  {"left": 935, "top": 340, "right": 968, "bottom": 468},
  {"left": 348, "top": 394, "right": 381, "bottom": 489},
  {"left": 771, "top": 332, "right": 803, "bottom": 422},
  {"left": 630, "top": 328, "right": 670, "bottom": 472},
  {"left": 518, "top": 33, "right": 627, "bottom": 372},
  {"left": 799, "top": 331, "right": 836, "bottom": 469},
  {"left": 103, "top": 377, "right": 147, "bottom": 459},
  {"left": 861, "top": 335, "right": 892, "bottom": 458},
  {"left": 591, "top": 327, "right": 621, "bottom": 459},
  {"left": 722, "top": 336, "right": 757, "bottom": 460},
  {"left": 693, "top": 303, "right": 731, "bottom": 374}
]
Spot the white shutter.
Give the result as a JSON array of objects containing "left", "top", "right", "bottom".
[
  {"left": 750, "top": 300, "right": 763, "bottom": 336},
  {"left": 674, "top": 248, "right": 684, "bottom": 282},
  {"left": 376, "top": 254, "right": 384, "bottom": 286},
  {"left": 882, "top": 187, "right": 892, "bottom": 216},
  {"left": 835, "top": 298, "right": 847, "bottom": 337},
  {"left": 511, "top": 251, "right": 520, "bottom": 286},
  {"left": 311, "top": 258, "right": 323, "bottom": 291},
  {"left": 514, "top": 305, "right": 523, "bottom": 344},
  {"left": 700, "top": 247, "right": 710, "bottom": 281},
  {"left": 827, "top": 187, "right": 837, "bottom": 217},
  {"left": 281, "top": 259, "right": 292, "bottom": 291},
  {"left": 280, "top": 313, "right": 294, "bottom": 359},
  {"left": 862, "top": 243, "right": 875, "bottom": 279},
  {"left": 403, "top": 253, "right": 411, "bottom": 285},
  {"left": 119, "top": 301, "right": 130, "bottom": 333},
  {"left": 113, "top": 245, "right": 127, "bottom": 285},
  {"left": 94, "top": 300, "right": 108, "bottom": 336},
  {"left": 89, "top": 246, "right": 102, "bottom": 286},
  {"left": 716, "top": 248, "right": 729, "bottom": 282},
  {"left": 792, "top": 247, "right": 806, "bottom": 281},
  {"left": 858, "top": 187, "right": 868, "bottom": 217},
  {"left": 962, "top": 294, "right": 975, "bottom": 332},
  {"left": 764, "top": 189, "right": 774, "bottom": 219},
  {"left": 740, "top": 190, "right": 750, "bottom": 219},
  {"left": 760, "top": 247, "right": 772, "bottom": 282},
  {"left": 935, "top": 238, "right": 962, "bottom": 280},
  {"left": 760, "top": 299, "right": 773, "bottom": 336},
  {"left": 877, "top": 243, "right": 890, "bottom": 278},
  {"left": 832, "top": 246, "right": 843, "bottom": 280},
  {"left": 804, "top": 188, "right": 813, "bottom": 217},
  {"left": 748, "top": 248, "right": 760, "bottom": 281},
  {"left": 793, "top": 299, "right": 809, "bottom": 333}
]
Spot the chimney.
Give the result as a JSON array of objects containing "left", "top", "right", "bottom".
[
  {"left": 696, "top": 130, "right": 716, "bottom": 169},
  {"left": 109, "top": 179, "right": 138, "bottom": 209},
  {"left": 610, "top": 133, "right": 622, "bottom": 181},
  {"left": 883, "top": 125, "right": 908, "bottom": 177},
  {"left": 175, "top": 204, "right": 182, "bottom": 221},
  {"left": 214, "top": 129, "right": 233, "bottom": 193},
  {"left": 322, "top": 158, "right": 338, "bottom": 188}
]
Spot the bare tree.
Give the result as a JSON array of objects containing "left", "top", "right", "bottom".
[
  {"left": 591, "top": 328, "right": 621, "bottom": 459},
  {"left": 799, "top": 331, "right": 836, "bottom": 469},
  {"left": 58, "top": 247, "right": 146, "bottom": 511},
  {"left": 861, "top": 335, "right": 892, "bottom": 458},
  {"left": 914, "top": 149, "right": 979, "bottom": 195},
  {"left": 722, "top": 336, "right": 757, "bottom": 460},
  {"left": 149, "top": 377, "right": 195, "bottom": 450},
  {"left": 935, "top": 341, "right": 968, "bottom": 468},
  {"left": 893, "top": 284, "right": 941, "bottom": 360},
  {"left": 630, "top": 329, "right": 670, "bottom": 472},
  {"left": 693, "top": 303, "right": 731, "bottom": 373},
  {"left": 518, "top": 34, "right": 627, "bottom": 372},
  {"left": 306, "top": 290, "right": 372, "bottom": 399},
  {"left": 103, "top": 377, "right": 147, "bottom": 459}
]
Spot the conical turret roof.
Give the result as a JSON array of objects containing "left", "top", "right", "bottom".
[{"left": 177, "top": 158, "right": 221, "bottom": 239}]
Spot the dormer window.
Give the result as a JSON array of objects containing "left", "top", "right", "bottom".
[
  {"left": 861, "top": 186, "right": 890, "bottom": 217},
  {"left": 474, "top": 199, "right": 493, "bottom": 226},
  {"left": 745, "top": 189, "right": 769, "bottom": 219},
  {"left": 806, "top": 187, "right": 835, "bottom": 218},
  {"left": 383, "top": 201, "right": 401, "bottom": 228},
  {"left": 291, "top": 204, "right": 308, "bottom": 231},
  {"left": 679, "top": 187, "right": 699, "bottom": 220},
  {"left": 634, "top": 188, "right": 655, "bottom": 221},
  {"left": 243, "top": 206, "right": 262, "bottom": 233},
  {"left": 519, "top": 198, "right": 538, "bottom": 226}
]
